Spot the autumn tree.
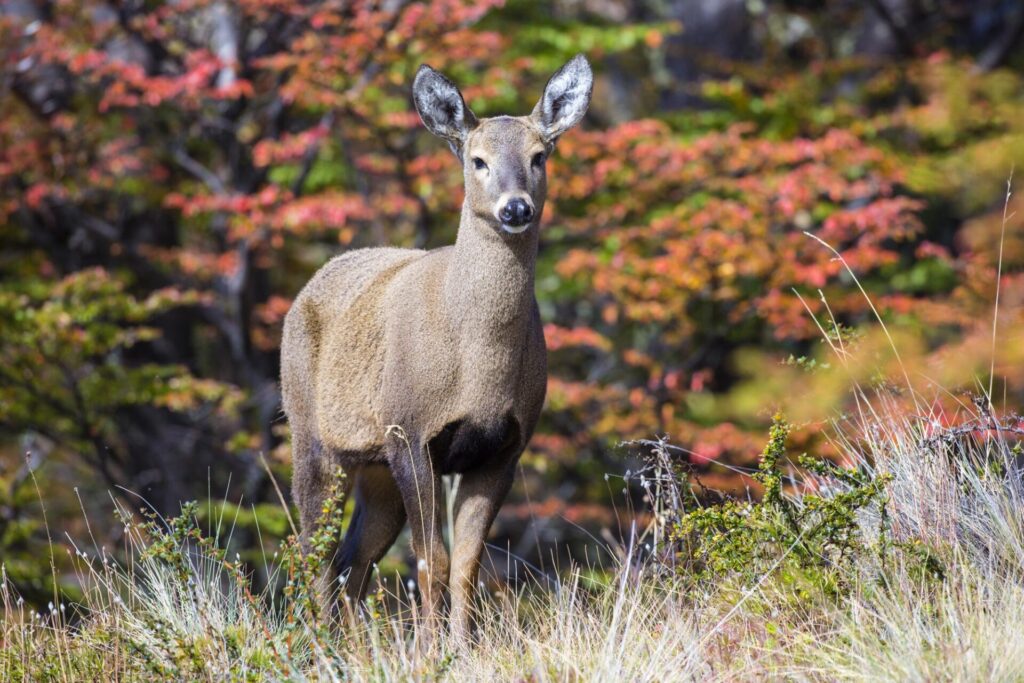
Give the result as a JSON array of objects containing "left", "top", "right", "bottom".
[{"left": 2, "top": 0, "right": 1023, "bottom": 598}]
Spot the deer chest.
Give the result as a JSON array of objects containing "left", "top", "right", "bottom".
[{"left": 429, "top": 414, "right": 521, "bottom": 475}]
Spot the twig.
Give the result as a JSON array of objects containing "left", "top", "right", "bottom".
[
  {"left": 989, "top": 170, "right": 1014, "bottom": 407},
  {"left": 803, "top": 231, "right": 917, "bottom": 407}
]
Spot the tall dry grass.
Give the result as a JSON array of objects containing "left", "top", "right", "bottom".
[{"left": 3, "top": 394, "right": 1023, "bottom": 681}]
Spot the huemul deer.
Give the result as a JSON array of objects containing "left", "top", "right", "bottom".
[{"left": 280, "top": 55, "right": 592, "bottom": 640}]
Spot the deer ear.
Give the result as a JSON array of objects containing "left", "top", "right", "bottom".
[
  {"left": 532, "top": 54, "right": 592, "bottom": 145},
  {"left": 413, "top": 65, "right": 478, "bottom": 155}
]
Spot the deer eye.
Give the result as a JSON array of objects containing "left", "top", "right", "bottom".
[
  {"left": 472, "top": 157, "right": 488, "bottom": 170},
  {"left": 532, "top": 152, "right": 546, "bottom": 168}
]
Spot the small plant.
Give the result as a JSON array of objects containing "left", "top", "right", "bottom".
[
  {"left": 100, "top": 467, "right": 351, "bottom": 679},
  {"left": 647, "top": 416, "right": 894, "bottom": 596},
  {"left": 783, "top": 354, "right": 832, "bottom": 372},
  {"left": 285, "top": 465, "right": 349, "bottom": 636}
]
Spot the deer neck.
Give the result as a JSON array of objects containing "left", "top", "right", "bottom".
[{"left": 445, "top": 203, "right": 538, "bottom": 334}]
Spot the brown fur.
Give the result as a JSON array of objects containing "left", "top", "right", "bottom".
[{"left": 280, "top": 55, "right": 592, "bottom": 641}]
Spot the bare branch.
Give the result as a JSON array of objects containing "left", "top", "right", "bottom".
[
  {"left": 171, "top": 145, "right": 227, "bottom": 194},
  {"left": 974, "top": 7, "right": 1024, "bottom": 73},
  {"left": 864, "top": 0, "right": 917, "bottom": 57}
]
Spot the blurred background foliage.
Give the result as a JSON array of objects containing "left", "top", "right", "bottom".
[{"left": 1, "top": 0, "right": 1023, "bottom": 603}]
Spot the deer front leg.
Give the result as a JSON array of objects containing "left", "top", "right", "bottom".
[
  {"left": 387, "top": 433, "right": 449, "bottom": 637},
  {"left": 449, "top": 461, "right": 516, "bottom": 643}
]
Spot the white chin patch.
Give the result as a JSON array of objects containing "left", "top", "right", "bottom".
[{"left": 501, "top": 223, "right": 529, "bottom": 234}]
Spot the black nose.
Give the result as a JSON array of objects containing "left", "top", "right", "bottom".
[{"left": 499, "top": 198, "right": 534, "bottom": 227}]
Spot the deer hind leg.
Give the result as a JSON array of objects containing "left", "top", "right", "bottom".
[
  {"left": 335, "top": 464, "right": 407, "bottom": 606},
  {"left": 291, "top": 432, "right": 350, "bottom": 615},
  {"left": 387, "top": 434, "right": 449, "bottom": 637}
]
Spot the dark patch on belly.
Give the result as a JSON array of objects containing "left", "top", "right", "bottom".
[
  {"left": 331, "top": 446, "right": 388, "bottom": 469},
  {"left": 429, "top": 414, "right": 520, "bottom": 474}
]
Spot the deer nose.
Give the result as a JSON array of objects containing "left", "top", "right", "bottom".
[{"left": 499, "top": 198, "right": 534, "bottom": 227}]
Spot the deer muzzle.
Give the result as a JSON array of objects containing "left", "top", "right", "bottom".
[{"left": 496, "top": 196, "right": 535, "bottom": 233}]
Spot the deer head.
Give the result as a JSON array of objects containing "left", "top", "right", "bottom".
[{"left": 413, "top": 55, "right": 593, "bottom": 236}]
